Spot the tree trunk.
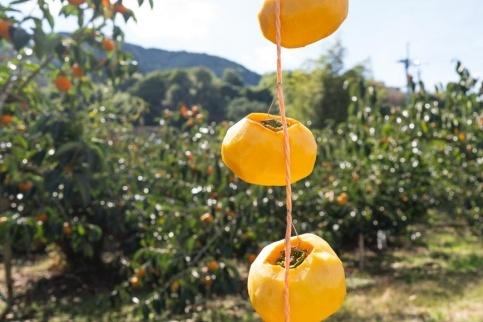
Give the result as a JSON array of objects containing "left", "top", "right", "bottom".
[
  {"left": 4, "top": 241, "right": 13, "bottom": 304},
  {"left": 1, "top": 241, "right": 13, "bottom": 320}
]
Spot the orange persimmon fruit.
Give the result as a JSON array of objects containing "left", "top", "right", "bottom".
[
  {"left": 336, "top": 192, "right": 348, "bottom": 206},
  {"left": 221, "top": 113, "right": 317, "bottom": 186},
  {"left": 71, "top": 64, "right": 84, "bottom": 78},
  {"left": 258, "top": 0, "right": 349, "bottom": 48},
  {"left": 102, "top": 38, "right": 116, "bottom": 52},
  {"left": 113, "top": 3, "right": 129, "bottom": 14},
  {"left": 35, "top": 213, "right": 48, "bottom": 223},
  {"left": 207, "top": 260, "right": 220, "bottom": 272},
  {"left": 200, "top": 213, "right": 214, "bottom": 223},
  {"left": 54, "top": 75, "right": 72, "bottom": 92},
  {"left": 63, "top": 222, "right": 73, "bottom": 236},
  {"left": 0, "top": 114, "right": 13, "bottom": 126},
  {"left": 0, "top": 19, "right": 12, "bottom": 40},
  {"left": 68, "top": 0, "right": 86, "bottom": 5},
  {"left": 248, "top": 233, "right": 346, "bottom": 322},
  {"left": 18, "top": 181, "right": 33, "bottom": 192}
]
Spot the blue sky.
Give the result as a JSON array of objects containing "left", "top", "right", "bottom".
[{"left": 32, "top": 0, "right": 483, "bottom": 88}]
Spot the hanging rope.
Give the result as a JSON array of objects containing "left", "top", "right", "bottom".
[{"left": 274, "top": 1, "right": 293, "bottom": 321}]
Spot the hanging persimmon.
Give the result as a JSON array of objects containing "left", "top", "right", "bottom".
[
  {"left": 248, "top": 233, "right": 346, "bottom": 322},
  {"left": 258, "top": 0, "right": 349, "bottom": 48},
  {"left": 221, "top": 113, "right": 316, "bottom": 186}
]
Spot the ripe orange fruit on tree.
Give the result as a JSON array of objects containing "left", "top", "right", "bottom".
[
  {"left": 207, "top": 165, "right": 214, "bottom": 175},
  {"left": 207, "top": 260, "right": 220, "bottom": 272},
  {"left": 68, "top": 0, "right": 86, "bottom": 5},
  {"left": 221, "top": 113, "right": 317, "bottom": 186},
  {"left": 130, "top": 276, "right": 141, "bottom": 288},
  {"left": 135, "top": 267, "right": 146, "bottom": 278},
  {"left": 170, "top": 280, "right": 181, "bottom": 293},
  {"left": 63, "top": 222, "right": 73, "bottom": 236},
  {"left": 258, "top": 0, "right": 348, "bottom": 48},
  {"left": 102, "top": 38, "right": 116, "bottom": 52},
  {"left": 113, "top": 3, "right": 129, "bottom": 14},
  {"left": 336, "top": 192, "right": 348, "bottom": 206},
  {"left": 200, "top": 213, "right": 214, "bottom": 223},
  {"left": 0, "top": 114, "right": 13, "bottom": 126},
  {"left": 202, "top": 275, "right": 213, "bottom": 288},
  {"left": 18, "top": 181, "right": 33, "bottom": 192},
  {"left": 71, "top": 64, "right": 84, "bottom": 78},
  {"left": 0, "top": 19, "right": 11, "bottom": 40},
  {"left": 248, "top": 233, "right": 346, "bottom": 322},
  {"left": 179, "top": 105, "right": 193, "bottom": 118},
  {"left": 35, "top": 213, "right": 48, "bottom": 223},
  {"left": 247, "top": 253, "right": 257, "bottom": 264},
  {"left": 54, "top": 75, "right": 72, "bottom": 92}
]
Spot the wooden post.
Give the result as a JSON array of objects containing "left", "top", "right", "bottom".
[
  {"left": 358, "top": 232, "right": 365, "bottom": 270},
  {"left": 1, "top": 240, "right": 13, "bottom": 320}
]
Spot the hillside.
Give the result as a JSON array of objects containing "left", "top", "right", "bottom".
[{"left": 122, "top": 43, "right": 261, "bottom": 85}]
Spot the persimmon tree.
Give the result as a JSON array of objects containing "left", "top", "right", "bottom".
[{"left": 0, "top": 0, "right": 151, "bottom": 316}]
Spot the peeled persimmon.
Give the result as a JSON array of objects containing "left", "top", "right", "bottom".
[
  {"left": 248, "top": 233, "right": 346, "bottom": 322},
  {"left": 258, "top": 0, "right": 349, "bottom": 48},
  {"left": 221, "top": 113, "right": 317, "bottom": 186}
]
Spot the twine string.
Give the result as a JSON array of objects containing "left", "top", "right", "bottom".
[{"left": 274, "top": 1, "right": 293, "bottom": 322}]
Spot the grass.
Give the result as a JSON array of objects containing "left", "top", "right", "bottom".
[{"left": 1, "top": 224, "right": 482, "bottom": 321}]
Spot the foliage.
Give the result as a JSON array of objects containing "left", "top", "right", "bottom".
[
  {"left": 129, "top": 67, "right": 272, "bottom": 124},
  {"left": 0, "top": 0, "right": 481, "bottom": 320}
]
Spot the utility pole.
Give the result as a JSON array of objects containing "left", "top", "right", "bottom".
[{"left": 397, "top": 43, "right": 416, "bottom": 93}]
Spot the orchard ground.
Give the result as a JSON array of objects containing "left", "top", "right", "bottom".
[{"left": 1, "top": 213, "right": 482, "bottom": 322}]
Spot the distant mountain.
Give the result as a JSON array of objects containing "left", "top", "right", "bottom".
[{"left": 122, "top": 43, "right": 261, "bottom": 85}]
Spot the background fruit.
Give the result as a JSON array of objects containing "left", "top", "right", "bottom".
[
  {"left": 71, "top": 64, "right": 84, "bottom": 78},
  {"left": 68, "top": 0, "right": 86, "bottom": 5},
  {"left": 102, "top": 38, "right": 116, "bottom": 51},
  {"left": 0, "top": 114, "right": 13, "bottom": 125},
  {"left": 54, "top": 75, "right": 72, "bottom": 92},
  {"left": 0, "top": 19, "right": 11, "bottom": 40}
]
